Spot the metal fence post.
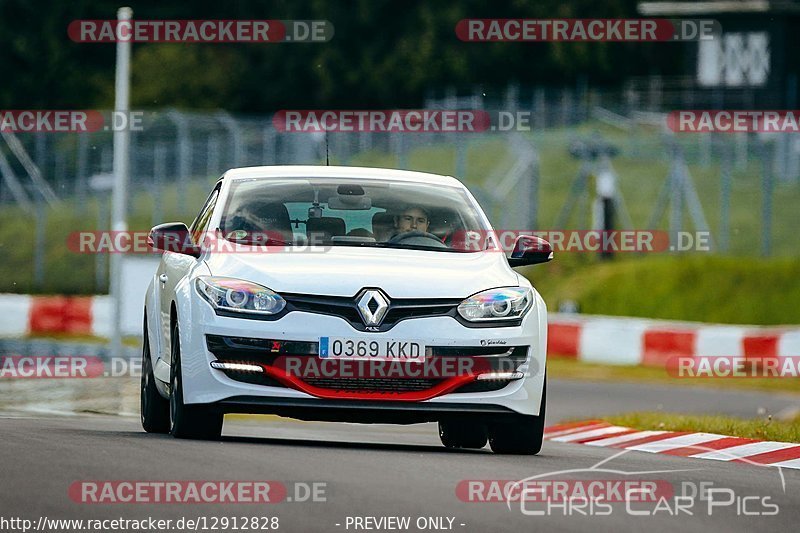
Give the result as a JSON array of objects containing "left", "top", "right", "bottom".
[
  {"left": 76, "top": 133, "right": 89, "bottom": 213},
  {"left": 101, "top": 145, "right": 112, "bottom": 172},
  {"left": 261, "top": 126, "right": 276, "bottom": 165},
  {"left": 735, "top": 133, "right": 748, "bottom": 170},
  {"left": 455, "top": 134, "right": 466, "bottom": 178},
  {"left": 128, "top": 130, "right": 138, "bottom": 214},
  {"left": 761, "top": 141, "right": 773, "bottom": 257},
  {"left": 576, "top": 76, "right": 588, "bottom": 122},
  {"left": 110, "top": 6, "right": 133, "bottom": 360},
  {"left": 216, "top": 111, "right": 245, "bottom": 169},
  {"left": 207, "top": 135, "right": 220, "bottom": 175},
  {"left": 648, "top": 75, "right": 662, "bottom": 112},
  {"left": 359, "top": 130, "right": 372, "bottom": 153},
  {"left": 54, "top": 151, "right": 66, "bottom": 194},
  {"left": 395, "top": 133, "right": 407, "bottom": 169},
  {"left": 534, "top": 87, "right": 545, "bottom": 130},
  {"left": 560, "top": 89, "right": 572, "bottom": 127},
  {"left": 529, "top": 147, "right": 540, "bottom": 229},
  {"left": 166, "top": 110, "right": 191, "bottom": 209},
  {"left": 699, "top": 134, "right": 711, "bottom": 168},
  {"left": 787, "top": 74, "right": 798, "bottom": 184},
  {"left": 34, "top": 133, "right": 46, "bottom": 179},
  {"left": 669, "top": 146, "right": 683, "bottom": 237},
  {"left": 34, "top": 198, "right": 46, "bottom": 290},
  {"left": 96, "top": 194, "right": 108, "bottom": 292},
  {"left": 720, "top": 142, "right": 732, "bottom": 252},
  {"left": 152, "top": 143, "right": 166, "bottom": 226}
]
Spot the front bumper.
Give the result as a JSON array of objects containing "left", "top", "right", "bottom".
[
  {"left": 177, "top": 289, "right": 547, "bottom": 417},
  {"left": 213, "top": 396, "right": 521, "bottom": 424}
]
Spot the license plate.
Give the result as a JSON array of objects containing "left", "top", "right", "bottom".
[{"left": 319, "top": 337, "right": 426, "bottom": 362}]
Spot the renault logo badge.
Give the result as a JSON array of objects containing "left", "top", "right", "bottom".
[{"left": 356, "top": 289, "right": 390, "bottom": 327}]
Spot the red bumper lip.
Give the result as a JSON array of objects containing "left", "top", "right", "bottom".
[{"left": 260, "top": 364, "right": 479, "bottom": 401}]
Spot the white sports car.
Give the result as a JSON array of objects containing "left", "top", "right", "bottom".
[{"left": 141, "top": 165, "right": 551, "bottom": 454}]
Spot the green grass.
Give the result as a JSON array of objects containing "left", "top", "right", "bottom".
[
  {"left": 604, "top": 412, "right": 800, "bottom": 443},
  {"left": 525, "top": 254, "right": 800, "bottom": 325},
  {"left": 547, "top": 356, "right": 800, "bottom": 394}
]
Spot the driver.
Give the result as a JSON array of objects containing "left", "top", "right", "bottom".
[
  {"left": 394, "top": 206, "right": 430, "bottom": 234},
  {"left": 387, "top": 205, "right": 447, "bottom": 248}
]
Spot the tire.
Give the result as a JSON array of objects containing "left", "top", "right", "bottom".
[
  {"left": 438, "top": 420, "right": 488, "bottom": 449},
  {"left": 488, "top": 379, "right": 546, "bottom": 455},
  {"left": 141, "top": 322, "right": 170, "bottom": 433},
  {"left": 169, "top": 324, "right": 223, "bottom": 440}
]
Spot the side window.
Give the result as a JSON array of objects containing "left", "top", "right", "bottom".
[{"left": 190, "top": 186, "right": 220, "bottom": 245}]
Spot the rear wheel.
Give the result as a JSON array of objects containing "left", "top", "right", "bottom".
[
  {"left": 438, "top": 420, "right": 488, "bottom": 449},
  {"left": 140, "top": 321, "right": 170, "bottom": 434},
  {"left": 488, "top": 379, "right": 546, "bottom": 455},
  {"left": 169, "top": 325, "right": 223, "bottom": 440}
]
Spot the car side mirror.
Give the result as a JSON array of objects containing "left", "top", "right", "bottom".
[
  {"left": 507, "top": 235, "right": 553, "bottom": 267},
  {"left": 147, "top": 222, "right": 201, "bottom": 257}
]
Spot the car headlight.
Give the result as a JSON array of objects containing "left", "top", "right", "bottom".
[
  {"left": 196, "top": 276, "right": 286, "bottom": 315},
  {"left": 457, "top": 287, "right": 533, "bottom": 322}
]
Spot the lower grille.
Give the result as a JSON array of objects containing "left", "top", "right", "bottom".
[{"left": 303, "top": 377, "right": 440, "bottom": 392}]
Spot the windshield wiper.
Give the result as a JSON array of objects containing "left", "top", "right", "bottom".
[{"left": 363, "top": 242, "right": 461, "bottom": 252}]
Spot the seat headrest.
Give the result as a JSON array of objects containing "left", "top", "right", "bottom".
[
  {"left": 428, "top": 212, "right": 458, "bottom": 240},
  {"left": 224, "top": 202, "right": 293, "bottom": 241},
  {"left": 371, "top": 212, "right": 395, "bottom": 241},
  {"left": 306, "top": 217, "right": 346, "bottom": 243}
]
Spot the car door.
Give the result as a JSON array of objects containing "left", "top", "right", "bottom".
[{"left": 157, "top": 184, "right": 220, "bottom": 363}]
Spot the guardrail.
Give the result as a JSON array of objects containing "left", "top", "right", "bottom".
[{"left": 2, "top": 294, "right": 798, "bottom": 367}]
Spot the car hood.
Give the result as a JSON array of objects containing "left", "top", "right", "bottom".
[{"left": 204, "top": 246, "right": 519, "bottom": 298}]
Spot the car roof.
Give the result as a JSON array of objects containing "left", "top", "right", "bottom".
[{"left": 222, "top": 165, "right": 465, "bottom": 188}]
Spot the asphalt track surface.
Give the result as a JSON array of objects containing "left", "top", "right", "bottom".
[{"left": 1, "top": 379, "right": 799, "bottom": 533}]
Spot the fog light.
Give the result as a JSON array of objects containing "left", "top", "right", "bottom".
[
  {"left": 475, "top": 371, "right": 524, "bottom": 381},
  {"left": 210, "top": 361, "right": 264, "bottom": 373}
]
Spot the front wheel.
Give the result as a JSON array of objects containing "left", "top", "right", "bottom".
[
  {"left": 488, "top": 379, "right": 546, "bottom": 455},
  {"left": 169, "top": 325, "right": 223, "bottom": 440},
  {"left": 141, "top": 321, "right": 170, "bottom": 434},
  {"left": 438, "top": 420, "right": 488, "bottom": 449}
]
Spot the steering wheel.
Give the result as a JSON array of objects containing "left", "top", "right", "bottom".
[{"left": 387, "top": 230, "right": 446, "bottom": 247}]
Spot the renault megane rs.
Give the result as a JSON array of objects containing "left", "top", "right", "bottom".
[{"left": 141, "top": 166, "right": 552, "bottom": 454}]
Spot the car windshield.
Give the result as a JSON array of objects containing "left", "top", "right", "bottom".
[{"left": 219, "top": 177, "right": 490, "bottom": 252}]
